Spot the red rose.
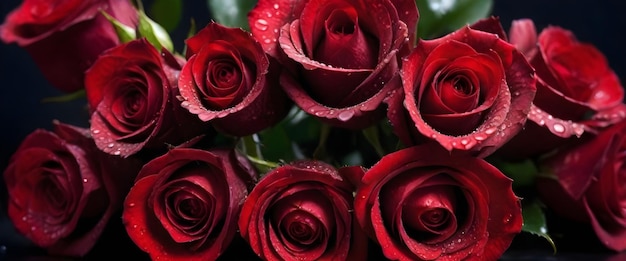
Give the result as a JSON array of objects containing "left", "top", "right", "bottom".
[
  {"left": 500, "top": 19, "right": 626, "bottom": 158},
  {"left": 354, "top": 145, "right": 522, "bottom": 260},
  {"left": 178, "top": 22, "right": 290, "bottom": 136},
  {"left": 3, "top": 121, "right": 140, "bottom": 257},
  {"left": 238, "top": 161, "right": 366, "bottom": 261},
  {"left": 0, "top": 0, "right": 137, "bottom": 92},
  {"left": 85, "top": 39, "right": 209, "bottom": 157},
  {"left": 537, "top": 119, "right": 626, "bottom": 251},
  {"left": 122, "top": 148, "right": 257, "bottom": 260},
  {"left": 248, "top": 0, "right": 418, "bottom": 129},
  {"left": 388, "top": 18, "right": 536, "bottom": 157}
]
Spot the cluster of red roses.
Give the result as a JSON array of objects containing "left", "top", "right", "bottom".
[{"left": 2, "top": 0, "right": 625, "bottom": 260}]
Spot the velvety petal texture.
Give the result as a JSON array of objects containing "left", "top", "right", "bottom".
[
  {"left": 238, "top": 160, "right": 366, "bottom": 261},
  {"left": 537, "top": 119, "right": 626, "bottom": 252},
  {"left": 122, "top": 148, "right": 258, "bottom": 261},
  {"left": 3, "top": 121, "right": 140, "bottom": 257},
  {"left": 0, "top": 0, "right": 137, "bottom": 92},
  {"left": 249, "top": 0, "right": 417, "bottom": 129},
  {"left": 497, "top": 20, "right": 626, "bottom": 159},
  {"left": 388, "top": 17, "right": 536, "bottom": 157},
  {"left": 85, "top": 39, "right": 209, "bottom": 157},
  {"left": 354, "top": 144, "right": 522, "bottom": 260},
  {"left": 178, "top": 22, "right": 290, "bottom": 136}
]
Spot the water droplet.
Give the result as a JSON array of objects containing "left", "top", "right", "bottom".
[
  {"left": 263, "top": 38, "right": 272, "bottom": 44},
  {"left": 457, "top": 238, "right": 462, "bottom": 243},
  {"left": 552, "top": 123, "right": 565, "bottom": 133},
  {"left": 460, "top": 139, "right": 469, "bottom": 145},
  {"left": 107, "top": 143, "right": 115, "bottom": 148},
  {"left": 113, "top": 150, "right": 121, "bottom": 156},
  {"left": 273, "top": 3, "right": 279, "bottom": 9},
  {"left": 31, "top": 226, "right": 36, "bottom": 231},
  {"left": 254, "top": 19, "right": 269, "bottom": 31},
  {"left": 92, "top": 129, "right": 101, "bottom": 134},
  {"left": 22, "top": 216, "right": 27, "bottom": 221},
  {"left": 338, "top": 111, "right": 354, "bottom": 121},
  {"left": 83, "top": 178, "right": 88, "bottom": 183},
  {"left": 128, "top": 203, "right": 136, "bottom": 207}
]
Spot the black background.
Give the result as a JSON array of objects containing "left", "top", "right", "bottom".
[{"left": 1, "top": 0, "right": 626, "bottom": 260}]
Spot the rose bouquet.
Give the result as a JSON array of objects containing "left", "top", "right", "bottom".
[{"left": 1, "top": 0, "right": 625, "bottom": 260}]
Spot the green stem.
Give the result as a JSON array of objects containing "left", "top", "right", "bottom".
[
  {"left": 246, "top": 155, "right": 280, "bottom": 173},
  {"left": 313, "top": 124, "right": 331, "bottom": 159},
  {"left": 362, "top": 125, "right": 386, "bottom": 158},
  {"left": 41, "top": 89, "right": 86, "bottom": 103},
  {"left": 241, "top": 134, "right": 263, "bottom": 160}
]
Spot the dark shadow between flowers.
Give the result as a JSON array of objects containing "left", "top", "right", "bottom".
[{"left": 1, "top": 0, "right": 626, "bottom": 260}]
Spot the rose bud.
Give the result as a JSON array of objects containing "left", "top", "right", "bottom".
[
  {"left": 85, "top": 39, "right": 210, "bottom": 158},
  {"left": 387, "top": 17, "right": 536, "bottom": 157},
  {"left": 0, "top": 0, "right": 137, "bottom": 92},
  {"left": 238, "top": 161, "right": 367, "bottom": 261},
  {"left": 354, "top": 144, "right": 522, "bottom": 261},
  {"left": 537, "top": 119, "right": 626, "bottom": 252},
  {"left": 178, "top": 22, "right": 290, "bottom": 136},
  {"left": 3, "top": 121, "right": 140, "bottom": 257},
  {"left": 122, "top": 148, "right": 258, "bottom": 260},
  {"left": 248, "top": 0, "right": 418, "bottom": 129},
  {"left": 498, "top": 19, "right": 626, "bottom": 158}
]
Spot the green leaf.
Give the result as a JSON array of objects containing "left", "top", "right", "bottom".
[
  {"left": 258, "top": 125, "right": 295, "bottom": 163},
  {"left": 101, "top": 11, "right": 136, "bottom": 43},
  {"left": 522, "top": 201, "right": 557, "bottom": 253},
  {"left": 207, "top": 0, "right": 256, "bottom": 30},
  {"left": 149, "top": 0, "right": 183, "bottom": 32},
  {"left": 137, "top": 10, "right": 174, "bottom": 51},
  {"left": 416, "top": 0, "right": 493, "bottom": 39},
  {"left": 493, "top": 158, "right": 539, "bottom": 188}
]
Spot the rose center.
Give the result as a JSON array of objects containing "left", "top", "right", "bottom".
[
  {"left": 327, "top": 10, "right": 356, "bottom": 36},
  {"left": 208, "top": 60, "right": 241, "bottom": 89},
  {"left": 176, "top": 197, "right": 204, "bottom": 220},
  {"left": 451, "top": 75, "right": 474, "bottom": 96},
  {"left": 421, "top": 208, "right": 449, "bottom": 228},
  {"left": 402, "top": 185, "right": 460, "bottom": 243},
  {"left": 39, "top": 176, "right": 67, "bottom": 210},
  {"left": 125, "top": 90, "right": 144, "bottom": 115},
  {"left": 281, "top": 211, "right": 321, "bottom": 246}
]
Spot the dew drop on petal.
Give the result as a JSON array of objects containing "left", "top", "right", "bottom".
[
  {"left": 552, "top": 123, "right": 565, "bottom": 133},
  {"left": 254, "top": 19, "right": 269, "bottom": 31},
  {"left": 273, "top": 3, "right": 279, "bottom": 9},
  {"left": 338, "top": 111, "right": 355, "bottom": 121}
]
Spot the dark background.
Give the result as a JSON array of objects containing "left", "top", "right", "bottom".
[{"left": 1, "top": 1, "right": 626, "bottom": 260}]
